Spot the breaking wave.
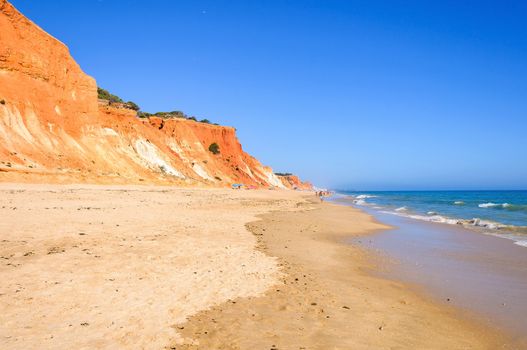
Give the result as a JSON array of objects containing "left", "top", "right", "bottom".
[
  {"left": 349, "top": 194, "right": 378, "bottom": 206},
  {"left": 355, "top": 194, "right": 377, "bottom": 199},
  {"left": 381, "top": 210, "right": 511, "bottom": 230},
  {"left": 478, "top": 202, "right": 527, "bottom": 211},
  {"left": 479, "top": 202, "right": 509, "bottom": 208},
  {"left": 335, "top": 191, "right": 527, "bottom": 248}
]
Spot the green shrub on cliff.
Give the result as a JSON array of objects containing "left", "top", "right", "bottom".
[
  {"left": 209, "top": 143, "right": 220, "bottom": 155},
  {"left": 150, "top": 111, "right": 187, "bottom": 119},
  {"left": 98, "top": 87, "right": 141, "bottom": 112},
  {"left": 170, "top": 111, "right": 187, "bottom": 118},
  {"left": 138, "top": 112, "right": 151, "bottom": 118},
  {"left": 135, "top": 108, "right": 218, "bottom": 125},
  {"left": 125, "top": 101, "right": 140, "bottom": 111},
  {"left": 97, "top": 87, "right": 123, "bottom": 103}
]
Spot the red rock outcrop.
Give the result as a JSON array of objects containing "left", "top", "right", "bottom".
[
  {"left": 0, "top": 0, "right": 311, "bottom": 188},
  {"left": 277, "top": 174, "right": 313, "bottom": 191}
]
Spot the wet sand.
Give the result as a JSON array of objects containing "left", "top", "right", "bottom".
[
  {"left": 174, "top": 202, "right": 509, "bottom": 349},
  {"left": 353, "top": 209, "right": 527, "bottom": 346}
]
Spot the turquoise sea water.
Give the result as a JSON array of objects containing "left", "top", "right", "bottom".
[{"left": 337, "top": 191, "right": 527, "bottom": 241}]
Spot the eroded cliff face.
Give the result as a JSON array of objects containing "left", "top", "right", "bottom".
[
  {"left": 277, "top": 174, "right": 313, "bottom": 191},
  {"left": 0, "top": 1, "right": 311, "bottom": 189}
]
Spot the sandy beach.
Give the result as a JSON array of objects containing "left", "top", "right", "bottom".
[
  {"left": 175, "top": 201, "right": 511, "bottom": 349},
  {"left": 0, "top": 183, "right": 513, "bottom": 349},
  {"left": 0, "top": 184, "right": 301, "bottom": 349},
  {"left": 1, "top": 0, "right": 524, "bottom": 348}
]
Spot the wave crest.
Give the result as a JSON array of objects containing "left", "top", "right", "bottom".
[
  {"left": 479, "top": 202, "right": 507, "bottom": 208},
  {"left": 478, "top": 202, "right": 527, "bottom": 211},
  {"left": 355, "top": 194, "right": 377, "bottom": 199}
]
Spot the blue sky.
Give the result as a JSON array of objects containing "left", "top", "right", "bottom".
[{"left": 10, "top": 0, "right": 527, "bottom": 190}]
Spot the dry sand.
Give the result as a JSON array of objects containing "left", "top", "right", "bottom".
[
  {"left": 0, "top": 184, "right": 302, "bottom": 349},
  {"left": 0, "top": 184, "right": 510, "bottom": 349}
]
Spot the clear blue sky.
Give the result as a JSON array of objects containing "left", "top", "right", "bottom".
[{"left": 10, "top": 0, "right": 527, "bottom": 190}]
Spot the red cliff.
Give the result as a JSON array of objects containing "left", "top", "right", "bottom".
[
  {"left": 277, "top": 174, "right": 313, "bottom": 191},
  {"left": 0, "top": 0, "right": 311, "bottom": 189}
]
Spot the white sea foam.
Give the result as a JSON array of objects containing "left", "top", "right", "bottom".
[
  {"left": 339, "top": 193, "right": 527, "bottom": 249},
  {"left": 381, "top": 211, "right": 460, "bottom": 225},
  {"left": 351, "top": 194, "right": 377, "bottom": 206},
  {"left": 478, "top": 202, "right": 511, "bottom": 209},
  {"left": 422, "top": 215, "right": 459, "bottom": 225},
  {"left": 479, "top": 202, "right": 499, "bottom": 208},
  {"left": 381, "top": 208, "right": 509, "bottom": 230},
  {"left": 338, "top": 193, "right": 527, "bottom": 249},
  {"left": 356, "top": 194, "right": 377, "bottom": 199},
  {"left": 469, "top": 218, "right": 505, "bottom": 230}
]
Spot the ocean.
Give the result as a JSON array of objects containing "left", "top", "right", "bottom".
[{"left": 336, "top": 190, "right": 527, "bottom": 246}]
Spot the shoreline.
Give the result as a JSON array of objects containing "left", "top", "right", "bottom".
[
  {"left": 173, "top": 200, "right": 509, "bottom": 349},
  {"left": 352, "top": 205, "right": 527, "bottom": 345},
  {"left": 330, "top": 194, "right": 527, "bottom": 245}
]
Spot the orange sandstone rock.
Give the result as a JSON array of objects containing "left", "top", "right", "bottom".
[
  {"left": 0, "top": 0, "right": 310, "bottom": 188},
  {"left": 277, "top": 174, "right": 313, "bottom": 190}
]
